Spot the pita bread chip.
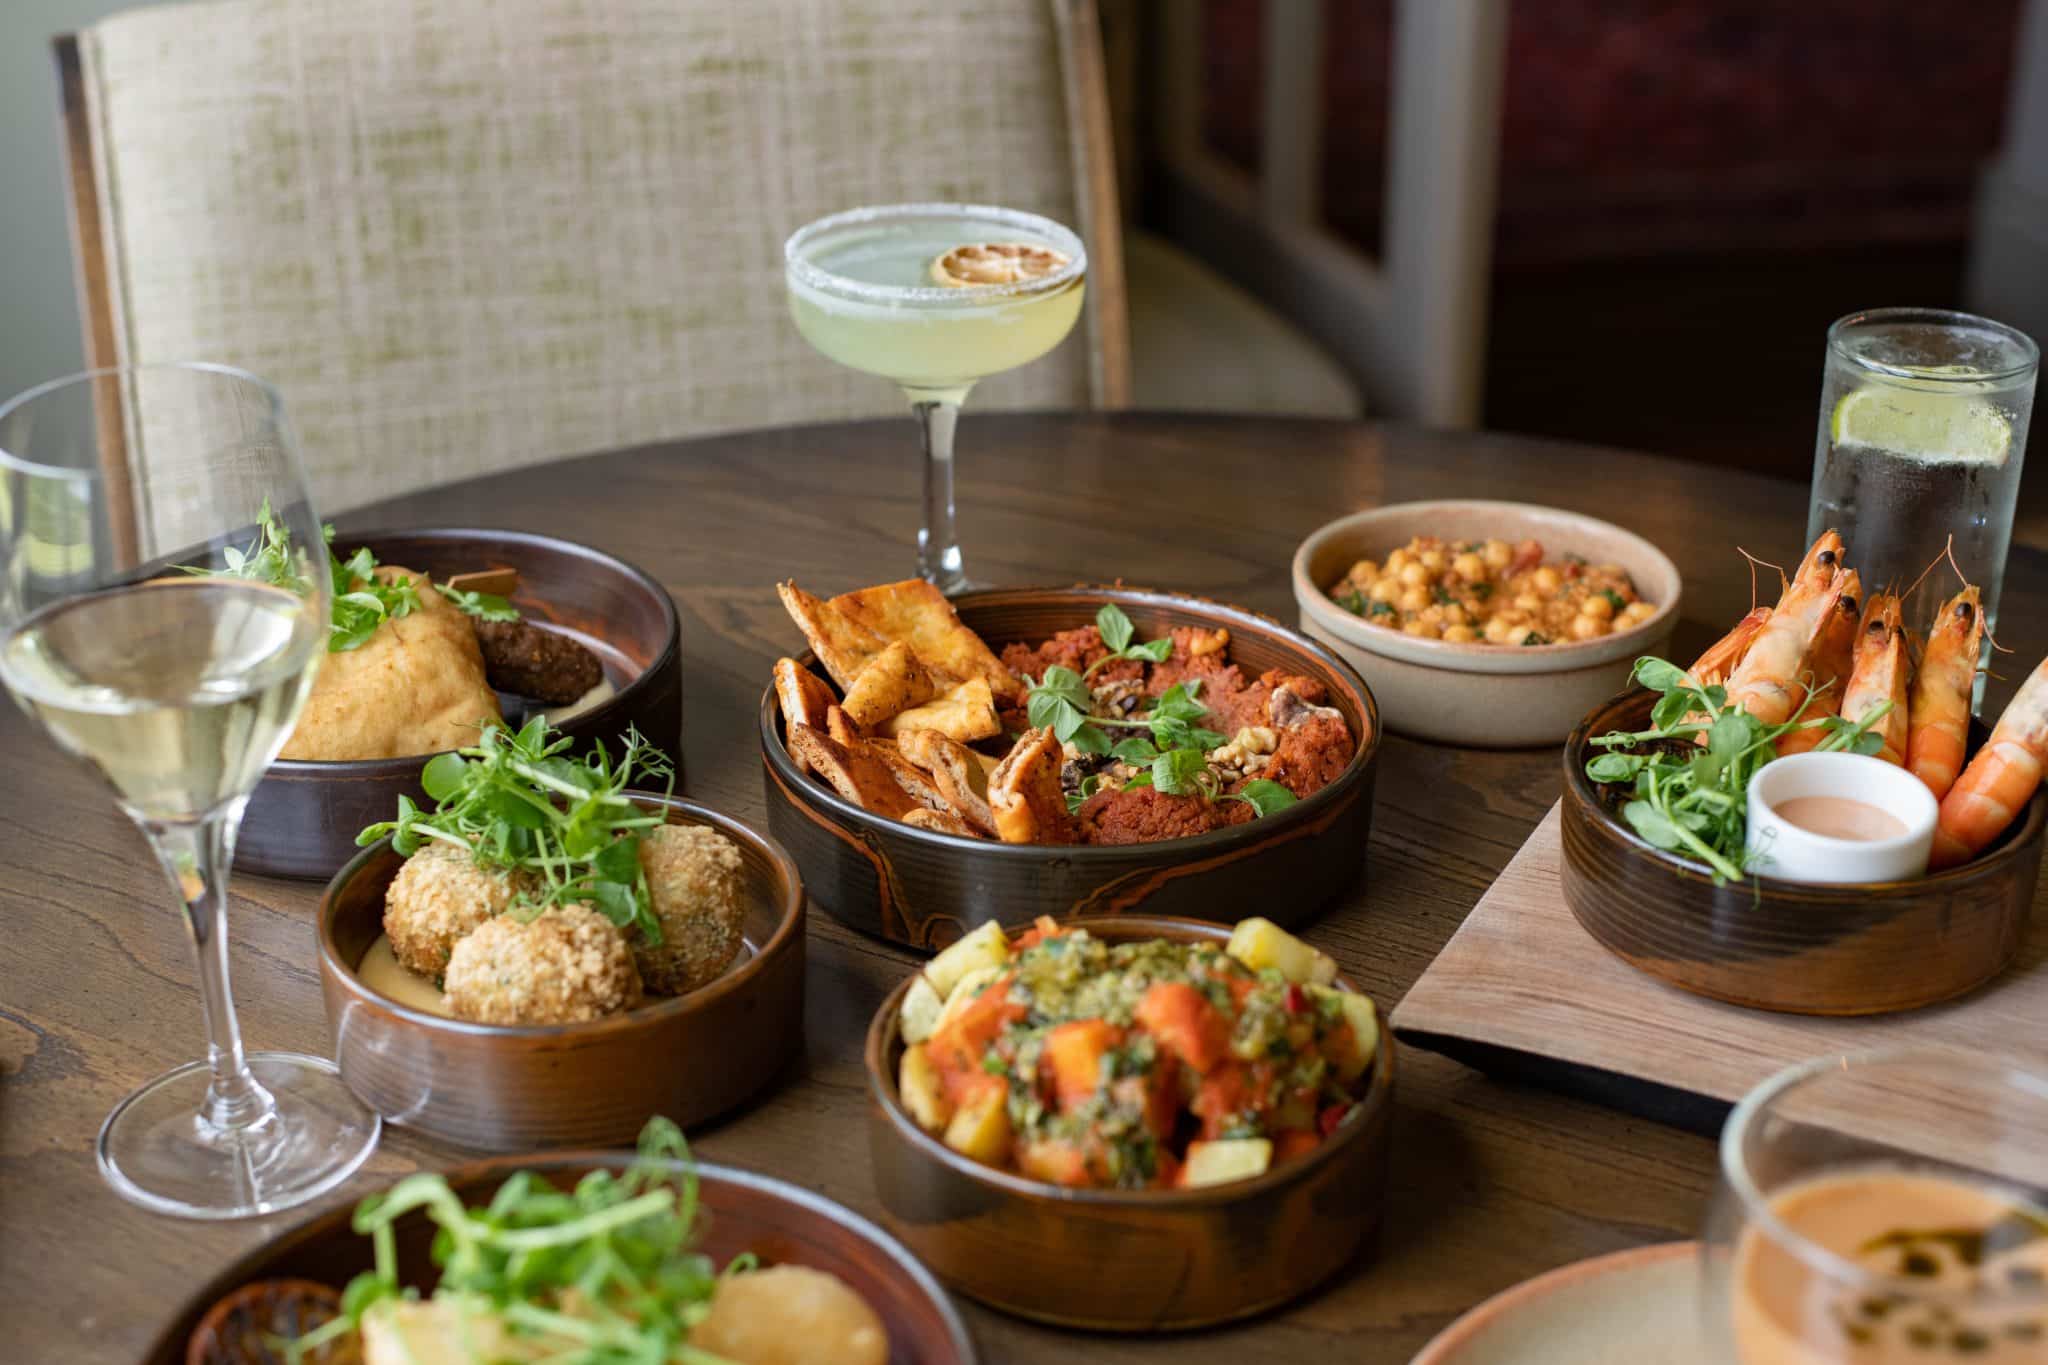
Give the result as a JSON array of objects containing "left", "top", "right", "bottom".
[
  {"left": 860, "top": 738, "right": 954, "bottom": 815},
  {"left": 773, "top": 658, "right": 837, "bottom": 771},
  {"left": 778, "top": 581, "right": 889, "bottom": 689},
  {"left": 826, "top": 704, "right": 862, "bottom": 746},
  {"left": 878, "top": 677, "right": 1002, "bottom": 744},
  {"left": 988, "top": 727, "right": 1077, "bottom": 845},
  {"left": 904, "top": 807, "right": 983, "bottom": 838},
  {"left": 828, "top": 579, "right": 1015, "bottom": 693},
  {"left": 841, "top": 641, "right": 939, "bottom": 729},
  {"left": 786, "top": 724, "right": 919, "bottom": 820},
  {"left": 898, "top": 728, "right": 996, "bottom": 834}
]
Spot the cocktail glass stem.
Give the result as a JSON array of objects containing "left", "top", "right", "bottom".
[
  {"left": 914, "top": 398, "right": 969, "bottom": 595},
  {"left": 142, "top": 803, "right": 278, "bottom": 1136}
]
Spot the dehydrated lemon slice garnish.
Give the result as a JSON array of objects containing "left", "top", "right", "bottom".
[{"left": 930, "top": 242, "right": 1072, "bottom": 288}]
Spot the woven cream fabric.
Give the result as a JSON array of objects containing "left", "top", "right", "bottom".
[{"left": 77, "top": 0, "right": 1112, "bottom": 517}]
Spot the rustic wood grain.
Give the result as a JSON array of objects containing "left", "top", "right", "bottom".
[{"left": 7, "top": 413, "right": 2036, "bottom": 1361}]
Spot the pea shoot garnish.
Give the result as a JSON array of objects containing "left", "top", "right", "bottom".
[
  {"left": 356, "top": 718, "right": 678, "bottom": 942},
  {"left": 189, "top": 501, "right": 422, "bottom": 652},
  {"left": 435, "top": 581, "right": 520, "bottom": 622},
  {"left": 1586, "top": 655, "right": 1892, "bottom": 883},
  {"left": 287, "top": 1118, "right": 731, "bottom": 1364}
]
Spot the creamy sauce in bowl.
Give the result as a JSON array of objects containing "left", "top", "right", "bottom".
[
  {"left": 1774, "top": 795, "right": 1910, "bottom": 843},
  {"left": 355, "top": 934, "right": 454, "bottom": 1017}
]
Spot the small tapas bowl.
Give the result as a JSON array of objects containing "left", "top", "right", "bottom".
[
  {"left": 1292, "top": 500, "right": 1682, "bottom": 747},
  {"left": 143, "top": 1152, "right": 980, "bottom": 1365},
  {"left": 1563, "top": 687, "right": 2047, "bottom": 1015},
  {"left": 862, "top": 914, "right": 1397, "bottom": 1331},
  {"left": 241, "top": 527, "right": 683, "bottom": 879},
  {"left": 316, "top": 795, "right": 804, "bottom": 1151},
  {"left": 759, "top": 586, "right": 1381, "bottom": 950}
]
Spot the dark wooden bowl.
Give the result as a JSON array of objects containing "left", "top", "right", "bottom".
[
  {"left": 317, "top": 795, "right": 804, "bottom": 1151},
  {"left": 241, "top": 528, "right": 682, "bottom": 879},
  {"left": 760, "top": 586, "right": 1381, "bottom": 950},
  {"left": 141, "top": 1152, "right": 979, "bottom": 1365},
  {"left": 1562, "top": 687, "right": 2047, "bottom": 1015},
  {"left": 863, "top": 914, "right": 1396, "bottom": 1331}
]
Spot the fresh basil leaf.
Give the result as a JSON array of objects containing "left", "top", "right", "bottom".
[
  {"left": 1633, "top": 657, "right": 1688, "bottom": 693},
  {"left": 1111, "top": 737, "right": 1160, "bottom": 764},
  {"left": 1026, "top": 689, "right": 1063, "bottom": 731},
  {"left": 1049, "top": 700, "right": 1092, "bottom": 743},
  {"left": 1187, "top": 727, "right": 1229, "bottom": 752},
  {"left": 1129, "top": 637, "right": 1174, "bottom": 663},
  {"left": 1096, "top": 603, "right": 1135, "bottom": 654},
  {"left": 1123, "top": 769, "right": 1155, "bottom": 790},
  {"left": 1231, "top": 779, "right": 1298, "bottom": 817},
  {"left": 1152, "top": 747, "right": 1210, "bottom": 796},
  {"left": 1068, "top": 723, "right": 1112, "bottom": 755}
]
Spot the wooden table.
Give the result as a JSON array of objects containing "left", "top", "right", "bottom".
[{"left": 7, "top": 413, "right": 2045, "bottom": 1362}]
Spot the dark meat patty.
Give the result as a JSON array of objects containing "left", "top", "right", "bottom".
[{"left": 473, "top": 620, "right": 605, "bottom": 703}]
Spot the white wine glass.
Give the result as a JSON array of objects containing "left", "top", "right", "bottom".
[
  {"left": 0, "top": 364, "right": 380, "bottom": 1218},
  {"left": 1701, "top": 1049, "right": 2048, "bottom": 1362},
  {"left": 785, "top": 203, "right": 1087, "bottom": 594}
]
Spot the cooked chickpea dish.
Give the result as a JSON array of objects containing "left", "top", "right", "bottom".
[{"left": 1326, "top": 535, "right": 1656, "bottom": 646}]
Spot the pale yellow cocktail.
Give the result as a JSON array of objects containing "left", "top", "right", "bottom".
[{"left": 784, "top": 204, "right": 1088, "bottom": 591}]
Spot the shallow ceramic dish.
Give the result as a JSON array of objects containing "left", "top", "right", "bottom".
[
  {"left": 317, "top": 795, "right": 804, "bottom": 1151},
  {"left": 1412, "top": 1241, "right": 1707, "bottom": 1365},
  {"left": 241, "top": 528, "right": 682, "bottom": 879},
  {"left": 1292, "top": 500, "right": 1681, "bottom": 747},
  {"left": 863, "top": 914, "right": 1396, "bottom": 1331},
  {"left": 143, "top": 1152, "right": 979, "bottom": 1365},
  {"left": 1563, "top": 687, "right": 2046, "bottom": 1015},
  {"left": 760, "top": 586, "right": 1381, "bottom": 950}
]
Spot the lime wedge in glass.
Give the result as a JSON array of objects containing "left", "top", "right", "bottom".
[{"left": 1831, "top": 383, "right": 2013, "bottom": 465}]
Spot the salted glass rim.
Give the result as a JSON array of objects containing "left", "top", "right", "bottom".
[
  {"left": 0, "top": 362, "right": 289, "bottom": 481},
  {"left": 1720, "top": 1047, "right": 2048, "bottom": 1307},
  {"left": 1827, "top": 307, "right": 2041, "bottom": 386},
  {"left": 783, "top": 202, "right": 1087, "bottom": 307}
]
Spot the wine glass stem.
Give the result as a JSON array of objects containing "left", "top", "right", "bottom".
[
  {"left": 141, "top": 803, "right": 276, "bottom": 1134},
  {"left": 913, "top": 399, "right": 968, "bottom": 595}
]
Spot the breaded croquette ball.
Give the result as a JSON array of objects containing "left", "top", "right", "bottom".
[
  {"left": 689, "top": 1265, "right": 888, "bottom": 1365},
  {"left": 442, "top": 904, "right": 643, "bottom": 1025},
  {"left": 632, "top": 824, "right": 747, "bottom": 995},
  {"left": 382, "top": 841, "right": 533, "bottom": 976}
]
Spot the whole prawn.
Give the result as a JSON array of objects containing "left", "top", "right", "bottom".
[
  {"left": 1906, "top": 585, "right": 1984, "bottom": 801},
  {"left": 1687, "top": 606, "right": 1772, "bottom": 687},
  {"left": 1725, "top": 530, "right": 1852, "bottom": 728},
  {"left": 1930, "top": 653, "right": 2048, "bottom": 869},
  {"left": 1774, "top": 573, "right": 1861, "bottom": 756},
  {"left": 1837, "top": 591, "right": 1910, "bottom": 765}
]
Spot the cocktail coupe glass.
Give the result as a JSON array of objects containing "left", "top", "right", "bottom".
[
  {"left": 1700, "top": 1049, "right": 2048, "bottom": 1362},
  {"left": 785, "top": 203, "right": 1087, "bottom": 595},
  {"left": 0, "top": 364, "right": 380, "bottom": 1218}
]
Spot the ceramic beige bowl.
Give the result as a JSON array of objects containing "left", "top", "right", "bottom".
[{"left": 1292, "top": 501, "right": 1681, "bottom": 747}]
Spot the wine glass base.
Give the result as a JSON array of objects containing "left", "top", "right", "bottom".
[{"left": 96, "top": 1051, "right": 380, "bottom": 1220}]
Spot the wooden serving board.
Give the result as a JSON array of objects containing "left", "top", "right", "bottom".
[{"left": 1391, "top": 804, "right": 2048, "bottom": 1135}]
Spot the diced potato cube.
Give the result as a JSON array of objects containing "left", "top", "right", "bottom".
[
  {"left": 925, "top": 921, "right": 1009, "bottom": 998},
  {"left": 898, "top": 1045, "right": 952, "bottom": 1133},
  {"left": 899, "top": 976, "right": 944, "bottom": 1044},
  {"left": 1226, "top": 917, "right": 1338, "bottom": 985},
  {"left": 1181, "top": 1138, "right": 1273, "bottom": 1188},
  {"left": 1309, "top": 985, "right": 1379, "bottom": 1082},
  {"left": 937, "top": 965, "right": 1005, "bottom": 1027},
  {"left": 942, "top": 1087, "right": 1012, "bottom": 1165}
]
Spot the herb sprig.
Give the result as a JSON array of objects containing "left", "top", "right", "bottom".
[
  {"left": 435, "top": 581, "right": 521, "bottom": 622},
  {"left": 355, "top": 718, "right": 677, "bottom": 942},
  {"left": 1586, "top": 656, "right": 1891, "bottom": 883},
  {"left": 288, "top": 1118, "right": 735, "bottom": 1364},
  {"left": 192, "top": 502, "right": 422, "bottom": 653}
]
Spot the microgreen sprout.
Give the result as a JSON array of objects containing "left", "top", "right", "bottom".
[{"left": 355, "top": 717, "right": 678, "bottom": 942}]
